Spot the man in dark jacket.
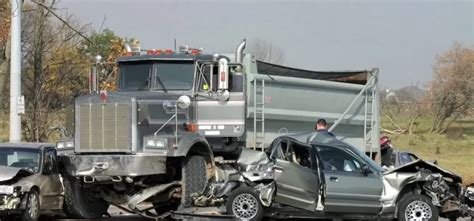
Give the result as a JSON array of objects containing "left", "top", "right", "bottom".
[
  {"left": 380, "top": 136, "right": 394, "bottom": 168},
  {"left": 314, "top": 119, "right": 335, "bottom": 136}
]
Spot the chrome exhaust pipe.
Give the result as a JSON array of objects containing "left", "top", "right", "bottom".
[
  {"left": 83, "top": 176, "right": 95, "bottom": 183},
  {"left": 235, "top": 39, "right": 246, "bottom": 63},
  {"left": 111, "top": 176, "right": 122, "bottom": 182},
  {"left": 124, "top": 43, "right": 132, "bottom": 53}
]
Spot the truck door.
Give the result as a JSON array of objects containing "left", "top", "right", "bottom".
[
  {"left": 40, "top": 148, "right": 64, "bottom": 210},
  {"left": 195, "top": 64, "right": 245, "bottom": 148},
  {"left": 317, "top": 146, "right": 383, "bottom": 214},
  {"left": 270, "top": 138, "right": 319, "bottom": 211}
]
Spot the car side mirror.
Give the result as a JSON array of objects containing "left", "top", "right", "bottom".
[{"left": 362, "top": 164, "right": 371, "bottom": 176}]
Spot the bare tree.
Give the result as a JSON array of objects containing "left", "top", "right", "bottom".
[
  {"left": 21, "top": 0, "right": 90, "bottom": 141},
  {"left": 381, "top": 86, "right": 426, "bottom": 135},
  {"left": 426, "top": 42, "right": 474, "bottom": 133},
  {"left": 0, "top": 0, "right": 10, "bottom": 109},
  {"left": 247, "top": 38, "right": 285, "bottom": 64}
]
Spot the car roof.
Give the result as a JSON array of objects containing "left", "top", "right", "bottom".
[{"left": 0, "top": 142, "right": 54, "bottom": 150}]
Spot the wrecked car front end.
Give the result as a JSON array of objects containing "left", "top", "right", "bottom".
[
  {"left": 0, "top": 167, "right": 35, "bottom": 215},
  {"left": 382, "top": 159, "right": 473, "bottom": 218},
  {"left": 0, "top": 185, "right": 23, "bottom": 214}
]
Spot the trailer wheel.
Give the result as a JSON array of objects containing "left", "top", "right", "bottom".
[
  {"left": 398, "top": 194, "right": 439, "bottom": 221},
  {"left": 181, "top": 155, "right": 208, "bottom": 207},
  {"left": 63, "top": 176, "right": 109, "bottom": 219},
  {"left": 20, "top": 189, "right": 40, "bottom": 221},
  {"left": 226, "top": 186, "right": 264, "bottom": 221}
]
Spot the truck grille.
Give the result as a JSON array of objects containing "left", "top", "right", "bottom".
[{"left": 76, "top": 98, "right": 132, "bottom": 152}]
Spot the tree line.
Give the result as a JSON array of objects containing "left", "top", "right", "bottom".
[
  {"left": 0, "top": 0, "right": 128, "bottom": 141},
  {"left": 0, "top": 0, "right": 471, "bottom": 142}
]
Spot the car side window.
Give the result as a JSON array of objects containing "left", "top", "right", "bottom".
[
  {"left": 270, "top": 139, "right": 291, "bottom": 161},
  {"left": 317, "top": 146, "right": 362, "bottom": 172},
  {"left": 44, "top": 149, "right": 58, "bottom": 174},
  {"left": 291, "top": 143, "right": 312, "bottom": 169},
  {"left": 400, "top": 153, "right": 413, "bottom": 165},
  {"left": 409, "top": 153, "right": 418, "bottom": 161}
]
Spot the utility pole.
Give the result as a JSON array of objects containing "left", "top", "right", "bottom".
[{"left": 9, "top": 0, "right": 22, "bottom": 142}]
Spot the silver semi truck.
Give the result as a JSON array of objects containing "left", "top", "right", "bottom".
[{"left": 56, "top": 40, "right": 380, "bottom": 218}]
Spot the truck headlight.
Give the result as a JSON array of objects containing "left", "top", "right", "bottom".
[
  {"left": 57, "top": 140, "right": 74, "bottom": 149},
  {"left": 144, "top": 136, "right": 167, "bottom": 149}
]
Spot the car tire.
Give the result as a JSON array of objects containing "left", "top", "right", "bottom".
[
  {"left": 181, "top": 155, "right": 208, "bottom": 208},
  {"left": 226, "top": 186, "right": 264, "bottom": 221},
  {"left": 62, "top": 176, "right": 109, "bottom": 219},
  {"left": 20, "top": 190, "right": 40, "bottom": 221},
  {"left": 397, "top": 194, "right": 439, "bottom": 221}
]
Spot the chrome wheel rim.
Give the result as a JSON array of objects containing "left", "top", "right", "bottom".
[
  {"left": 405, "top": 200, "right": 432, "bottom": 221},
  {"left": 232, "top": 193, "right": 259, "bottom": 219},
  {"left": 28, "top": 193, "right": 39, "bottom": 218}
]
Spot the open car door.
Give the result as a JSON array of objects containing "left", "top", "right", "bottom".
[{"left": 270, "top": 137, "right": 320, "bottom": 211}]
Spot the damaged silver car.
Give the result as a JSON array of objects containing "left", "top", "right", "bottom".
[
  {"left": 188, "top": 132, "right": 474, "bottom": 221},
  {"left": 0, "top": 143, "right": 63, "bottom": 221}
]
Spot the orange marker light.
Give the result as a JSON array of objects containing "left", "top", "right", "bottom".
[{"left": 185, "top": 123, "right": 198, "bottom": 132}]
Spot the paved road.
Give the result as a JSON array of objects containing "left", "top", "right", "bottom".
[{"left": 30, "top": 205, "right": 473, "bottom": 221}]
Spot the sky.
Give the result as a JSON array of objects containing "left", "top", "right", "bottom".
[{"left": 58, "top": 0, "right": 473, "bottom": 89}]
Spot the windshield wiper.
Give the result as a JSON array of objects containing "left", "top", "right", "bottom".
[{"left": 155, "top": 76, "right": 168, "bottom": 93}]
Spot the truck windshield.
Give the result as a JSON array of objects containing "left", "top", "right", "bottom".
[
  {"left": 0, "top": 148, "right": 41, "bottom": 173},
  {"left": 152, "top": 62, "right": 195, "bottom": 91},
  {"left": 118, "top": 61, "right": 195, "bottom": 91}
]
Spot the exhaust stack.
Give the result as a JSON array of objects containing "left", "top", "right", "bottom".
[{"left": 235, "top": 39, "right": 246, "bottom": 63}]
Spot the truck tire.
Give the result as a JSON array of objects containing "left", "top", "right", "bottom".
[
  {"left": 226, "top": 186, "right": 264, "bottom": 221},
  {"left": 397, "top": 194, "right": 439, "bottom": 221},
  {"left": 20, "top": 189, "right": 40, "bottom": 221},
  {"left": 63, "top": 176, "right": 109, "bottom": 219},
  {"left": 181, "top": 155, "right": 208, "bottom": 207}
]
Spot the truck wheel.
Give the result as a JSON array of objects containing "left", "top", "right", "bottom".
[
  {"left": 398, "top": 194, "right": 439, "bottom": 221},
  {"left": 63, "top": 176, "right": 109, "bottom": 219},
  {"left": 181, "top": 155, "right": 208, "bottom": 207},
  {"left": 20, "top": 190, "right": 40, "bottom": 221},
  {"left": 226, "top": 186, "right": 264, "bottom": 221}
]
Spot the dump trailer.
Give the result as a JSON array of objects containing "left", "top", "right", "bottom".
[{"left": 56, "top": 40, "right": 380, "bottom": 219}]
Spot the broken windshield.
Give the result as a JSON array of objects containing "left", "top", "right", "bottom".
[{"left": 118, "top": 61, "right": 195, "bottom": 91}]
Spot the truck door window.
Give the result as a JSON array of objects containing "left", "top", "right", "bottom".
[
  {"left": 197, "top": 65, "right": 214, "bottom": 92},
  {"left": 317, "top": 147, "right": 362, "bottom": 172}
]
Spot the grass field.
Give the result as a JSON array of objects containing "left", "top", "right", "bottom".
[{"left": 382, "top": 117, "right": 474, "bottom": 185}]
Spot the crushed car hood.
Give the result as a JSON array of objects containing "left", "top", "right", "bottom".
[
  {"left": 0, "top": 166, "right": 34, "bottom": 182},
  {"left": 384, "top": 159, "right": 462, "bottom": 183}
]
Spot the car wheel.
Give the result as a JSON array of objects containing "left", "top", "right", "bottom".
[
  {"left": 21, "top": 190, "right": 40, "bottom": 221},
  {"left": 398, "top": 194, "right": 439, "bottom": 221},
  {"left": 181, "top": 155, "right": 208, "bottom": 208},
  {"left": 226, "top": 186, "right": 264, "bottom": 221}
]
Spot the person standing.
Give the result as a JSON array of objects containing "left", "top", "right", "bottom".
[
  {"left": 380, "top": 136, "right": 394, "bottom": 168},
  {"left": 314, "top": 119, "right": 335, "bottom": 136}
]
